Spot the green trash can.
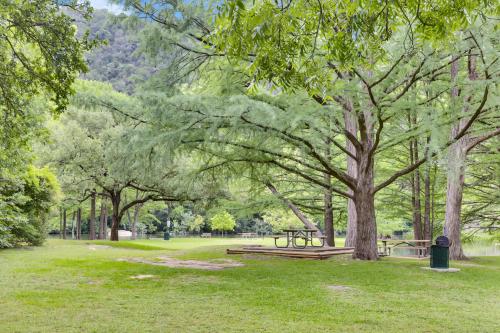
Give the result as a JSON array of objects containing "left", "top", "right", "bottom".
[
  {"left": 163, "top": 232, "right": 170, "bottom": 241},
  {"left": 430, "top": 236, "right": 450, "bottom": 269}
]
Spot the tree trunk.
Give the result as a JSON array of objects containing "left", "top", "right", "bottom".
[
  {"left": 323, "top": 173, "right": 335, "bottom": 247},
  {"left": 443, "top": 54, "right": 472, "bottom": 260},
  {"left": 59, "top": 207, "right": 63, "bottom": 239},
  {"left": 353, "top": 151, "right": 378, "bottom": 260},
  {"left": 76, "top": 208, "right": 81, "bottom": 240},
  {"left": 89, "top": 192, "right": 96, "bottom": 240},
  {"left": 352, "top": 97, "right": 378, "bottom": 260},
  {"left": 110, "top": 194, "right": 121, "bottom": 241},
  {"left": 131, "top": 203, "right": 141, "bottom": 240},
  {"left": 71, "top": 211, "right": 75, "bottom": 239},
  {"left": 444, "top": 141, "right": 467, "bottom": 259},
  {"left": 344, "top": 107, "right": 358, "bottom": 247},
  {"left": 98, "top": 200, "right": 105, "bottom": 240},
  {"left": 408, "top": 112, "right": 423, "bottom": 240},
  {"left": 411, "top": 140, "right": 423, "bottom": 240},
  {"left": 423, "top": 164, "right": 432, "bottom": 241},
  {"left": 103, "top": 203, "right": 108, "bottom": 240},
  {"left": 62, "top": 208, "right": 67, "bottom": 240},
  {"left": 265, "top": 182, "right": 323, "bottom": 236}
]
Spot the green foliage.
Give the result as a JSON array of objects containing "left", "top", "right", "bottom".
[
  {"left": 213, "top": 0, "right": 492, "bottom": 93},
  {"left": 0, "top": 166, "right": 59, "bottom": 248},
  {"left": 262, "top": 209, "right": 303, "bottom": 232},
  {"left": 210, "top": 210, "right": 236, "bottom": 233},
  {"left": 0, "top": 0, "right": 93, "bottom": 160},
  {"left": 188, "top": 215, "right": 205, "bottom": 233}
]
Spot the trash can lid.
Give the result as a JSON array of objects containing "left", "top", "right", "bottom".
[{"left": 435, "top": 236, "right": 450, "bottom": 247}]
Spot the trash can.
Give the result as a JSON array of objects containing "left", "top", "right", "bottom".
[
  {"left": 163, "top": 232, "right": 170, "bottom": 241},
  {"left": 430, "top": 236, "right": 450, "bottom": 269}
]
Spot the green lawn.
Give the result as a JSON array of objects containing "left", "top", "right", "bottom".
[{"left": 0, "top": 238, "right": 498, "bottom": 333}]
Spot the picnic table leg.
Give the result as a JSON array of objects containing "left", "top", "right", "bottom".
[
  {"left": 310, "top": 232, "right": 324, "bottom": 247},
  {"left": 292, "top": 234, "right": 307, "bottom": 249}
]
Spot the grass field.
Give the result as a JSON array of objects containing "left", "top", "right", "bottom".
[{"left": 1, "top": 238, "right": 499, "bottom": 333}]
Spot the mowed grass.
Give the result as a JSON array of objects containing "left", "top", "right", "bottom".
[{"left": 0, "top": 239, "right": 499, "bottom": 333}]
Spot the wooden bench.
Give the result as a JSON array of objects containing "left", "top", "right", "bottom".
[
  {"left": 392, "top": 246, "right": 428, "bottom": 257},
  {"left": 201, "top": 233, "right": 212, "bottom": 238},
  {"left": 239, "top": 232, "right": 257, "bottom": 238}
]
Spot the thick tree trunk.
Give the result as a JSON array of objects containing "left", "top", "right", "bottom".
[
  {"left": 110, "top": 194, "right": 121, "bottom": 241},
  {"left": 444, "top": 139, "right": 467, "bottom": 260},
  {"left": 323, "top": 173, "right": 335, "bottom": 247},
  {"left": 89, "top": 192, "right": 96, "bottom": 240},
  {"left": 265, "top": 183, "right": 323, "bottom": 236},
  {"left": 353, "top": 152, "right": 378, "bottom": 260},
  {"left": 352, "top": 98, "right": 378, "bottom": 260},
  {"left": 344, "top": 107, "right": 358, "bottom": 247},
  {"left": 353, "top": 186, "right": 378, "bottom": 259},
  {"left": 443, "top": 54, "right": 472, "bottom": 260},
  {"left": 62, "top": 209, "right": 67, "bottom": 240}
]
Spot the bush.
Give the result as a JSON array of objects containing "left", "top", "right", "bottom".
[{"left": 0, "top": 167, "right": 59, "bottom": 248}]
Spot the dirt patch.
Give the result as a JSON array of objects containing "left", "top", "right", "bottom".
[
  {"left": 87, "top": 245, "right": 111, "bottom": 251},
  {"left": 117, "top": 256, "right": 244, "bottom": 270},
  {"left": 327, "top": 285, "right": 353, "bottom": 292},
  {"left": 130, "top": 274, "right": 157, "bottom": 280}
]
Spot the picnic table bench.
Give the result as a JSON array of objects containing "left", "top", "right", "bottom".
[
  {"left": 273, "top": 229, "right": 326, "bottom": 248},
  {"left": 239, "top": 232, "right": 257, "bottom": 238},
  {"left": 200, "top": 233, "right": 212, "bottom": 238},
  {"left": 378, "top": 239, "right": 431, "bottom": 258}
]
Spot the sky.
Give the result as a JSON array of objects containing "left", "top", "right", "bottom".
[{"left": 89, "top": 0, "right": 124, "bottom": 14}]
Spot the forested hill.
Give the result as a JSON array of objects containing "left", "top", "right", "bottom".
[{"left": 71, "top": 9, "right": 158, "bottom": 94}]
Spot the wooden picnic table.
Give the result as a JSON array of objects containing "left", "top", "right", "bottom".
[
  {"left": 378, "top": 239, "right": 431, "bottom": 257},
  {"left": 274, "top": 229, "right": 325, "bottom": 249}
]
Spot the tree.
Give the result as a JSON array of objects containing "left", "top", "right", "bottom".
[
  {"left": 119, "top": 0, "right": 498, "bottom": 260},
  {"left": 444, "top": 32, "right": 500, "bottom": 259},
  {"left": 0, "top": 0, "right": 92, "bottom": 159},
  {"left": 0, "top": 166, "right": 60, "bottom": 248},
  {"left": 207, "top": 0, "right": 498, "bottom": 259},
  {"left": 187, "top": 215, "right": 205, "bottom": 233},
  {"left": 210, "top": 211, "right": 235, "bottom": 236},
  {"left": 43, "top": 80, "right": 222, "bottom": 240},
  {"left": 0, "top": 1, "right": 92, "bottom": 248}
]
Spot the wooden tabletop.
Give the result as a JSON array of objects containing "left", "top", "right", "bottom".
[
  {"left": 282, "top": 229, "right": 318, "bottom": 232},
  {"left": 378, "top": 239, "right": 431, "bottom": 243}
]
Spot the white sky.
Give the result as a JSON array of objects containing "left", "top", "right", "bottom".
[{"left": 89, "top": 0, "right": 124, "bottom": 14}]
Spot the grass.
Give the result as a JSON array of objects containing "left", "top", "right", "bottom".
[{"left": 0, "top": 238, "right": 499, "bottom": 333}]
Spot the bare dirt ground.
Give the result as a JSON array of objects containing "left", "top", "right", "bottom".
[{"left": 117, "top": 256, "right": 244, "bottom": 270}]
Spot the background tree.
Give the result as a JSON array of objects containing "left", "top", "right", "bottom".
[{"left": 210, "top": 211, "right": 236, "bottom": 237}]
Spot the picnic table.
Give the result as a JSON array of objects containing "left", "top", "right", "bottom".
[
  {"left": 239, "top": 232, "right": 257, "bottom": 239},
  {"left": 273, "top": 229, "right": 325, "bottom": 249},
  {"left": 378, "top": 239, "right": 431, "bottom": 257}
]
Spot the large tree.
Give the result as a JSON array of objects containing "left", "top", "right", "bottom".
[
  {"left": 209, "top": 1, "right": 499, "bottom": 260},
  {"left": 119, "top": 1, "right": 498, "bottom": 259},
  {"left": 44, "top": 80, "right": 221, "bottom": 240}
]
